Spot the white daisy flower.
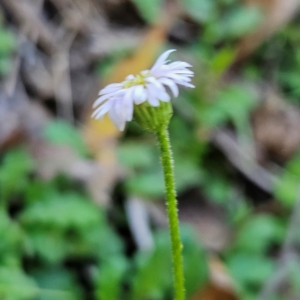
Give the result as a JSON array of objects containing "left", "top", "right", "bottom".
[{"left": 92, "top": 49, "right": 195, "bottom": 131}]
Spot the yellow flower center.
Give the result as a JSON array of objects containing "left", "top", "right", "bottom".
[{"left": 123, "top": 72, "right": 150, "bottom": 89}]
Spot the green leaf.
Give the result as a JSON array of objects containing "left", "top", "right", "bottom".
[
  {"left": 126, "top": 170, "right": 165, "bottom": 197},
  {"left": 131, "top": 0, "right": 163, "bottom": 24},
  {"left": 117, "top": 142, "right": 155, "bottom": 169},
  {"left": 200, "top": 85, "right": 257, "bottom": 128},
  {"left": 20, "top": 192, "right": 124, "bottom": 262},
  {"left": 169, "top": 116, "right": 202, "bottom": 158},
  {"left": 209, "top": 47, "right": 236, "bottom": 75},
  {"left": 0, "top": 209, "right": 24, "bottom": 263},
  {"left": 174, "top": 156, "right": 202, "bottom": 192},
  {"left": 33, "top": 268, "right": 82, "bottom": 300},
  {"left": 170, "top": 117, "right": 203, "bottom": 191},
  {"left": 181, "top": 226, "right": 208, "bottom": 297},
  {"left": 44, "top": 121, "right": 88, "bottom": 157},
  {"left": 276, "top": 174, "right": 299, "bottom": 207},
  {"left": 24, "top": 231, "right": 67, "bottom": 263},
  {"left": 0, "top": 267, "right": 38, "bottom": 300},
  {"left": 226, "top": 253, "right": 275, "bottom": 287},
  {"left": 203, "top": 175, "right": 232, "bottom": 205},
  {"left": 279, "top": 71, "right": 300, "bottom": 98},
  {"left": 276, "top": 152, "right": 300, "bottom": 206},
  {"left": 220, "top": 6, "right": 263, "bottom": 39},
  {"left": 91, "top": 224, "right": 124, "bottom": 260},
  {"left": 0, "top": 56, "right": 13, "bottom": 76},
  {"left": 217, "top": 85, "right": 256, "bottom": 119},
  {"left": 20, "top": 193, "right": 101, "bottom": 230},
  {"left": 0, "top": 148, "right": 34, "bottom": 201},
  {"left": 0, "top": 28, "right": 16, "bottom": 55},
  {"left": 181, "top": 0, "right": 217, "bottom": 23},
  {"left": 95, "top": 256, "right": 128, "bottom": 300},
  {"left": 130, "top": 231, "right": 172, "bottom": 300},
  {"left": 233, "top": 215, "right": 284, "bottom": 254},
  {"left": 126, "top": 159, "right": 202, "bottom": 198},
  {"left": 25, "top": 179, "right": 57, "bottom": 205}
]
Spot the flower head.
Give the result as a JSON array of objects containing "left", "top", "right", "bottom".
[{"left": 92, "top": 49, "right": 194, "bottom": 131}]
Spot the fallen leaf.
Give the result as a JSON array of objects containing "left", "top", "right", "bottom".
[
  {"left": 252, "top": 86, "right": 300, "bottom": 162},
  {"left": 191, "top": 256, "right": 239, "bottom": 300},
  {"left": 178, "top": 192, "right": 231, "bottom": 252}
]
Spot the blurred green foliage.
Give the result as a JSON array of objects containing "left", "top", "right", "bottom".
[
  {"left": 118, "top": 116, "right": 203, "bottom": 198},
  {"left": 0, "top": 132, "right": 208, "bottom": 300},
  {"left": 1, "top": 0, "right": 300, "bottom": 299},
  {"left": 225, "top": 215, "right": 284, "bottom": 298}
]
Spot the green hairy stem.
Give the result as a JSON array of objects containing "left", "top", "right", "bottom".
[{"left": 156, "top": 127, "right": 185, "bottom": 300}]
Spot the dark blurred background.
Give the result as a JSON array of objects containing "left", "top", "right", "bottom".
[{"left": 1, "top": 0, "right": 300, "bottom": 299}]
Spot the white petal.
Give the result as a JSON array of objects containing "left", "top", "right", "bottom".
[
  {"left": 151, "top": 49, "right": 176, "bottom": 71},
  {"left": 166, "top": 72, "right": 194, "bottom": 79},
  {"left": 99, "top": 83, "right": 122, "bottom": 95},
  {"left": 93, "top": 89, "right": 124, "bottom": 108},
  {"left": 145, "top": 76, "right": 157, "bottom": 83},
  {"left": 91, "top": 100, "right": 113, "bottom": 119},
  {"left": 110, "top": 111, "right": 125, "bottom": 130},
  {"left": 116, "top": 123, "right": 125, "bottom": 131},
  {"left": 110, "top": 101, "right": 126, "bottom": 131},
  {"left": 158, "top": 78, "right": 179, "bottom": 97},
  {"left": 134, "top": 85, "right": 147, "bottom": 104},
  {"left": 154, "top": 88, "right": 170, "bottom": 102},
  {"left": 93, "top": 94, "right": 110, "bottom": 108},
  {"left": 150, "top": 65, "right": 171, "bottom": 77},
  {"left": 167, "top": 61, "right": 192, "bottom": 69},
  {"left": 141, "top": 70, "right": 150, "bottom": 76},
  {"left": 126, "top": 74, "right": 135, "bottom": 80},
  {"left": 124, "top": 97, "right": 134, "bottom": 121},
  {"left": 124, "top": 86, "right": 135, "bottom": 102},
  {"left": 113, "top": 96, "right": 133, "bottom": 123},
  {"left": 167, "top": 73, "right": 192, "bottom": 83},
  {"left": 148, "top": 96, "right": 160, "bottom": 106},
  {"left": 173, "top": 70, "right": 194, "bottom": 75},
  {"left": 179, "top": 82, "right": 195, "bottom": 88},
  {"left": 160, "top": 93, "right": 171, "bottom": 102},
  {"left": 146, "top": 87, "right": 160, "bottom": 106},
  {"left": 145, "top": 76, "right": 165, "bottom": 90}
]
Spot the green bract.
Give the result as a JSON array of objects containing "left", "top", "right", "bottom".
[{"left": 134, "top": 101, "right": 173, "bottom": 132}]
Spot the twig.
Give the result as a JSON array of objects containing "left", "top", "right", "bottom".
[
  {"left": 52, "top": 30, "right": 76, "bottom": 122},
  {"left": 125, "top": 197, "right": 154, "bottom": 251},
  {"left": 212, "top": 128, "right": 278, "bottom": 193}
]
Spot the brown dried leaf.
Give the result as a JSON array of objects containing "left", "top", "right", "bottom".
[
  {"left": 252, "top": 86, "right": 300, "bottom": 162},
  {"left": 29, "top": 141, "right": 110, "bottom": 194},
  {"left": 192, "top": 283, "right": 238, "bottom": 300},
  {"left": 178, "top": 192, "right": 231, "bottom": 252},
  {"left": 0, "top": 80, "right": 30, "bottom": 150},
  {"left": 191, "top": 256, "right": 238, "bottom": 300}
]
